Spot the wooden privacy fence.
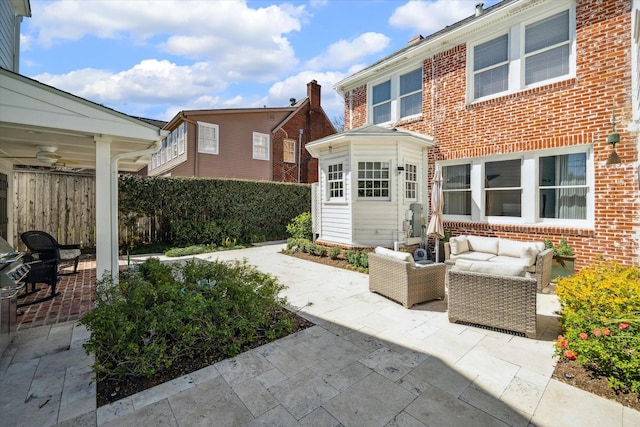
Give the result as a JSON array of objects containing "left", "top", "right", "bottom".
[{"left": 13, "top": 169, "right": 96, "bottom": 251}]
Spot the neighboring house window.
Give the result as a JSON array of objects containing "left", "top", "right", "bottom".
[
  {"left": 485, "top": 159, "right": 521, "bottom": 217},
  {"left": 178, "top": 122, "right": 185, "bottom": 155},
  {"left": 160, "top": 139, "right": 166, "bottom": 164},
  {"left": 371, "top": 67, "right": 423, "bottom": 124},
  {"left": 405, "top": 163, "right": 417, "bottom": 199},
  {"left": 328, "top": 163, "right": 344, "bottom": 199},
  {"left": 166, "top": 133, "right": 173, "bottom": 161},
  {"left": 469, "top": 8, "right": 573, "bottom": 101},
  {"left": 150, "top": 153, "right": 156, "bottom": 170},
  {"left": 198, "top": 122, "right": 219, "bottom": 154},
  {"left": 441, "top": 146, "right": 591, "bottom": 225},
  {"left": 253, "top": 132, "right": 270, "bottom": 160},
  {"left": 283, "top": 139, "right": 296, "bottom": 163},
  {"left": 539, "top": 153, "right": 587, "bottom": 219},
  {"left": 172, "top": 129, "right": 178, "bottom": 158},
  {"left": 357, "top": 161, "right": 390, "bottom": 199},
  {"left": 442, "top": 164, "right": 471, "bottom": 215}
]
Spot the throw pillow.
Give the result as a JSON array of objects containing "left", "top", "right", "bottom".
[
  {"left": 374, "top": 246, "right": 415, "bottom": 265},
  {"left": 520, "top": 246, "right": 539, "bottom": 267},
  {"left": 449, "top": 236, "right": 469, "bottom": 255}
]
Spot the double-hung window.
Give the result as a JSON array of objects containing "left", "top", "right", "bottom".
[
  {"left": 442, "top": 164, "right": 471, "bottom": 215},
  {"left": 405, "top": 163, "right": 417, "bottom": 200},
  {"left": 357, "top": 161, "right": 390, "bottom": 199},
  {"left": 470, "top": 7, "right": 573, "bottom": 101},
  {"left": 484, "top": 159, "right": 521, "bottom": 217},
  {"left": 328, "top": 163, "right": 344, "bottom": 199},
  {"left": 198, "top": 122, "right": 219, "bottom": 154},
  {"left": 372, "top": 80, "right": 391, "bottom": 124},
  {"left": 371, "top": 67, "right": 423, "bottom": 124},
  {"left": 177, "top": 122, "right": 186, "bottom": 155},
  {"left": 283, "top": 139, "right": 295, "bottom": 163},
  {"left": 253, "top": 132, "right": 270, "bottom": 160},
  {"left": 539, "top": 153, "right": 586, "bottom": 220}
]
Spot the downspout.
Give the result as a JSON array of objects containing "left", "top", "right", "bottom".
[{"left": 110, "top": 138, "right": 165, "bottom": 281}]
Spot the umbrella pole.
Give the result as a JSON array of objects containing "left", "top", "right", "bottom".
[{"left": 435, "top": 237, "right": 439, "bottom": 262}]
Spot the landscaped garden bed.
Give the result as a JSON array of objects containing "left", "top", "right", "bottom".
[{"left": 80, "top": 257, "right": 313, "bottom": 406}]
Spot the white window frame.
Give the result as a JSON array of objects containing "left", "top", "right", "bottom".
[
  {"left": 405, "top": 163, "right": 418, "bottom": 200},
  {"left": 283, "top": 139, "right": 296, "bottom": 163},
  {"left": 178, "top": 122, "right": 186, "bottom": 155},
  {"left": 253, "top": 132, "right": 270, "bottom": 161},
  {"left": 369, "top": 66, "right": 423, "bottom": 125},
  {"left": 357, "top": 161, "right": 391, "bottom": 200},
  {"left": 327, "top": 163, "right": 344, "bottom": 200},
  {"left": 467, "top": 4, "right": 576, "bottom": 103},
  {"left": 198, "top": 121, "right": 219, "bottom": 155},
  {"left": 166, "top": 132, "right": 173, "bottom": 161},
  {"left": 632, "top": 3, "right": 640, "bottom": 127},
  {"left": 439, "top": 145, "right": 593, "bottom": 228}
]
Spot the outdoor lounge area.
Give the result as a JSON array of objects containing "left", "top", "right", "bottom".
[{"left": 2, "top": 243, "right": 636, "bottom": 427}]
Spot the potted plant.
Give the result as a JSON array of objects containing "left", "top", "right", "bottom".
[
  {"left": 437, "top": 229, "right": 452, "bottom": 262},
  {"left": 544, "top": 237, "right": 576, "bottom": 280}
]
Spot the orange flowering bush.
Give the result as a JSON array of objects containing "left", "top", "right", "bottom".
[{"left": 554, "top": 260, "right": 640, "bottom": 393}]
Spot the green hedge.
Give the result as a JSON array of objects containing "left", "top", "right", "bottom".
[{"left": 119, "top": 175, "right": 311, "bottom": 247}]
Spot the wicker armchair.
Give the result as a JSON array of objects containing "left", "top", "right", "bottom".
[
  {"left": 447, "top": 268, "right": 538, "bottom": 338},
  {"left": 368, "top": 252, "right": 446, "bottom": 308}
]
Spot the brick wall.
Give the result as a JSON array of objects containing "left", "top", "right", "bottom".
[{"left": 343, "top": 0, "right": 638, "bottom": 268}]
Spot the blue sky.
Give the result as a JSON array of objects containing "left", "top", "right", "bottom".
[{"left": 20, "top": 0, "right": 500, "bottom": 124}]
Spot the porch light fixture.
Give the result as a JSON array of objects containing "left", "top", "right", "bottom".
[{"left": 606, "top": 110, "right": 621, "bottom": 165}]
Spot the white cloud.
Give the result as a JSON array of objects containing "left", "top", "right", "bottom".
[
  {"left": 305, "top": 32, "right": 391, "bottom": 70},
  {"left": 389, "top": 0, "right": 479, "bottom": 36},
  {"left": 32, "top": 59, "right": 227, "bottom": 107}
]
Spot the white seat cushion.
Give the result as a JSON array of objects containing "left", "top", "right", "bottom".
[
  {"left": 490, "top": 255, "right": 531, "bottom": 268},
  {"left": 449, "top": 252, "right": 495, "bottom": 262},
  {"left": 466, "top": 236, "right": 499, "bottom": 255},
  {"left": 453, "top": 259, "right": 525, "bottom": 277},
  {"left": 374, "top": 246, "right": 415, "bottom": 265}
]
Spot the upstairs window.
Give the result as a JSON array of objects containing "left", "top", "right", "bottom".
[
  {"left": 371, "top": 67, "right": 423, "bottom": 124},
  {"left": 372, "top": 80, "right": 391, "bottom": 124},
  {"left": 283, "top": 139, "right": 295, "bottom": 163},
  {"left": 469, "top": 7, "right": 574, "bottom": 101},
  {"left": 524, "top": 10, "right": 570, "bottom": 85},
  {"left": 198, "top": 122, "right": 219, "bottom": 154},
  {"left": 253, "top": 132, "right": 270, "bottom": 160}
]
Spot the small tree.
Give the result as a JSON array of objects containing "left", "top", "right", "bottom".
[{"left": 286, "top": 212, "right": 313, "bottom": 240}]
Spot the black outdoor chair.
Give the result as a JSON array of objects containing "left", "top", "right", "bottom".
[
  {"left": 21, "top": 230, "right": 82, "bottom": 275},
  {"left": 18, "top": 255, "right": 60, "bottom": 307}
]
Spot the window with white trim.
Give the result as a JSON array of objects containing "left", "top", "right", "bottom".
[
  {"left": 469, "top": 8, "right": 573, "bottom": 101},
  {"left": 283, "top": 139, "right": 296, "bottom": 163},
  {"left": 405, "top": 163, "right": 417, "bottom": 199},
  {"left": 539, "top": 153, "right": 586, "bottom": 219},
  {"left": 442, "top": 164, "right": 471, "bottom": 215},
  {"left": 357, "top": 161, "right": 390, "bottom": 199},
  {"left": 253, "top": 132, "right": 270, "bottom": 160},
  {"left": 166, "top": 132, "right": 173, "bottom": 161},
  {"left": 371, "top": 67, "right": 423, "bottom": 125},
  {"left": 178, "top": 122, "right": 185, "bottom": 155},
  {"left": 198, "top": 122, "right": 219, "bottom": 154},
  {"left": 327, "top": 163, "right": 344, "bottom": 199},
  {"left": 485, "top": 159, "right": 521, "bottom": 217},
  {"left": 441, "top": 146, "right": 591, "bottom": 225}
]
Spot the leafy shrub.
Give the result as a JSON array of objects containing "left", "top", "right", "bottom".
[
  {"left": 286, "top": 212, "right": 313, "bottom": 240},
  {"left": 329, "top": 246, "right": 341, "bottom": 260},
  {"left": 344, "top": 250, "right": 369, "bottom": 271},
  {"left": 543, "top": 237, "right": 574, "bottom": 257},
  {"left": 312, "top": 244, "right": 327, "bottom": 257},
  {"left": 554, "top": 260, "right": 640, "bottom": 393},
  {"left": 81, "top": 258, "right": 294, "bottom": 382}
]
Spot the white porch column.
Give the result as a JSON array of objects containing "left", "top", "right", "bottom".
[{"left": 94, "top": 136, "right": 112, "bottom": 281}]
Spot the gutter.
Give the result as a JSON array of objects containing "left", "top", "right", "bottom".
[{"left": 109, "top": 136, "right": 166, "bottom": 280}]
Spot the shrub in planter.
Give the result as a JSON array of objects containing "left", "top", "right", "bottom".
[
  {"left": 328, "top": 246, "right": 341, "bottom": 260},
  {"left": 554, "top": 260, "right": 640, "bottom": 393},
  {"left": 81, "top": 258, "right": 294, "bottom": 382}
]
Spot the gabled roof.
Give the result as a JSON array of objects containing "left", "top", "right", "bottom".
[
  {"left": 306, "top": 124, "right": 434, "bottom": 158},
  {"left": 334, "top": 0, "right": 522, "bottom": 93}
]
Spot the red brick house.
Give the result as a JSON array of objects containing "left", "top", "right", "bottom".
[
  {"left": 308, "top": 0, "right": 639, "bottom": 269},
  {"left": 147, "top": 80, "right": 335, "bottom": 183}
]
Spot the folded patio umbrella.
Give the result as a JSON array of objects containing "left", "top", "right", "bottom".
[{"left": 427, "top": 169, "right": 444, "bottom": 262}]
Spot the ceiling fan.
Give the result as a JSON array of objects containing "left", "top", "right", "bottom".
[{"left": 0, "top": 145, "right": 75, "bottom": 167}]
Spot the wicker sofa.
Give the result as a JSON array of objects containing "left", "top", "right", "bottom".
[
  {"left": 447, "top": 260, "right": 538, "bottom": 338},
  {"left": 444, "top": 235, "right": 553, "bottom": 292},
  {"left": 368, "top": 247, "right": 446, "bottom": 308}
]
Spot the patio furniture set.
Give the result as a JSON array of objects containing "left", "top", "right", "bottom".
[{"left": 368, "top": 236, "right": 553, "bottom": 339}]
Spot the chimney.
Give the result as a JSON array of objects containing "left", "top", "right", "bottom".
[
  {"left": 408, "top": 34, "right": 424, "bottom": 45},
  {"left": 307, "top": 80, "right": 321, "bottom": 110},
  {"left": 475, "top": 2, "right": 484, "bottom": 17}
]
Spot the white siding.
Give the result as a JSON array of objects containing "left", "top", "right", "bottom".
[
  {"left": 317, "top": 145, "right": 352, "bottom": 245},
  {"left": 0, "top": 0, "right": 16, "bottom": 71}
]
